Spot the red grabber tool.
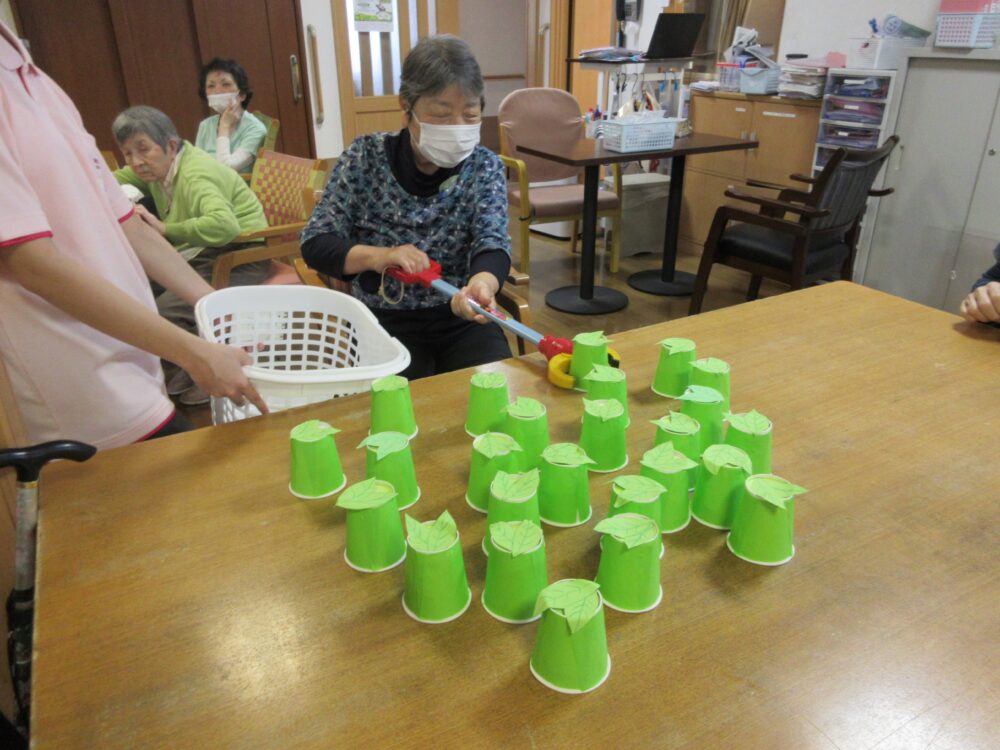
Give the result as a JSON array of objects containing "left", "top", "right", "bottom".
[{"left": 387, "top": 260, "right": 620, "bottom": 388}]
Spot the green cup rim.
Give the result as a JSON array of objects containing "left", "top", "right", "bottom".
[
  {"left": 401, "top": 588, "right": 473, "bottom": 624},
  {"left": 726, "top": 533, "right": 795, "bottom": 566},
  {"left": 343, "top": 546, "right": 406, "bottom": 573},
  {"left": 288, "top": 472, "right": 347, "bottom": 500}
]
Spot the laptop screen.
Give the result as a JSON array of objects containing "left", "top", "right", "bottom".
[{"left": 644, "top": 13, "right": 706, "bottom": 60}]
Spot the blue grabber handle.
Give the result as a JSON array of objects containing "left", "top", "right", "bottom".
[{"left": 428, "top": 278, "right": 543, "bottom": 346}]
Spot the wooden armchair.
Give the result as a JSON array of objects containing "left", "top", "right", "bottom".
[{"left": 689, "top": 136, "right": 899, "bottom": 314}]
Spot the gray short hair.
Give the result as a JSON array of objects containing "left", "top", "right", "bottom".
[
  {"left": 399, "top": 35, "right": 484, "bottom": 112},
  {"left": 112, "top": 105, "right": 180, "bottom": 150}
]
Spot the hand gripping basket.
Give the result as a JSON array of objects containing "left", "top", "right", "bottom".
[{"left": 195, "top": 286, "right": 410, "bottom": 424}]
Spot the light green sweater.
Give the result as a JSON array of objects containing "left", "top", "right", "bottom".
[{"left": 114, "top": 142, "right": 267, "bottom": 249}]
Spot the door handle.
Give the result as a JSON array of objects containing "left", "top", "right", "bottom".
[
  {"left": 307, "top": 26, "right": 324, "bottom": 125},
  {"left": 290, "top": 54, "right": 303, "bottom": 103}
]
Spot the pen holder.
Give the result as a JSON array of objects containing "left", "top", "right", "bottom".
[
  {"left": 501, "top": 397, "right": 549, "bottom": 471},
  {"left": 724, "top": 409, "right": 773, "bottom": 474},
  {"left": 482, "top": 520, "right": 548, "bottom": 623},
  {"left": 678, "top": 385, "right": 726, "bottom": 454},
  {"left": 569, "top": 331, "right": 611, "bottom": 389},
  {"left": 727, "top": 474, "right": 807, "bottom": 566},
  {"left": 403, "top": 511, "right": 472, "bottom": 623},
  {"left": 466, "top": 432, "right": 522, "bottom": 513},
  {"left": 689, "top": 357, "right": 731, "bottom": 412},
  {"left": 583, "top": 364, "right": 629, "bottom": 427},
  {"left": 579, "top": 398, "right": 628, "bottom": 473},
  {"left": 594, "top": 514, "right": 663, "bottom": 613},
  {"left": 691, "top": 444, "right": 753, "bottom": 530},
  {"left": 484, "top": 469, "right": 541, "bottom": 553}
]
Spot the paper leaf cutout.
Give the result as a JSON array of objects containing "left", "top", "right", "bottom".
[
  {"left": 692, "top": 357, "right": 729, "bottom": 374},
  {"left": 727, "top": 409, "right": 772, "bottom": 435},
  {"left": 745, "top": 475, "right": 808, "bottom": 509},
  {"left": 583, "top": 364, "right": 624, "bottom": 383},
  {"left": 650, "top": 411, "right": 699, "bottom": 435},
  {"left": 470, "top": 371, "right": 507, "bottom": 389},
  {"left": 678, "top": 384, "right": 724, "bottom": 404},
  {"left": 489, "top": 520, "right": 543, "bottom": 556},
  {"left": 583, "top": 398, "right": 624, "bottom": 422},
  {"left": 594, "top": 513, "right": 660, "bottom": 548},
  {"left": 542, "top": 443, "right": 596, "bottom": 467},
  {"left": 641, "top": 442, "right": 698, "bottom": 474},
  {"left": 504, "top": 396, "right": 545, "bottom": 419},
  {"left": 335, "top": 478, "right": 396, "bottom": 510},
  {"left": 405, "top": 510, "right": 458, "bottom": 553},
  {"left": 702, "top": 444, "right": 753, "bottom": 476},
  {"left": 357, "top": 431, "right": 409, "bottom": 461},
  {"left": 290, "top": 420, "right": 339, "bottom": 441},
  {"left": 574, "top": 330, "right": 609, "bottom": 347},
  {"left": 371, "top": 374, "right": 408, "bottom": 392},
  {"left": 473, "top": 432, "right": 522, "bottom": 458},
  {"left": 611, "top": 475, "right": 665, "bottom": 506},
  {"left": 491, "top": 469, "right": 540, "bottom": 501},
  {"left": 533, "top": 579, "right": 601, "bottom": 633},
  {"left": 659, "top": 337, "right": 695, "bottom": 354}
]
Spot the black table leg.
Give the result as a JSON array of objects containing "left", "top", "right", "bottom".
[
  {"left": 627, "top": 153, "right": 697, "bottom": 296},
  {"left": 546, "top": 164, "right": 628, "bottom": 314}
]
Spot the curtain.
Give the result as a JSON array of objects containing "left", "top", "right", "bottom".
[{"left": 717, "top": 0, "right": 752, "bottom": 59}]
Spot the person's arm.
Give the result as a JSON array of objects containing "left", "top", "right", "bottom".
[
  {"left": 120, "top": 212, "right": 214, "bottom": 303},
  {"left": 112, "top": 165, "right": 149, "bottom": 193},
  {"left": 0, "top": 236, "right": 268, "bottom": 412},
  {"left": 163, "top": 178, "right": 242, "bottom": 248},
  {"left": 214, "top": 140, "right": 255, "bottom": 173},
  {"left": 960, "top": 281, "right": 1000, "bottom": 324}
]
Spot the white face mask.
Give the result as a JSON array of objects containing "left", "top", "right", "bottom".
[
  {"left": 411, "top": 113, "right": 480, "bottom": 168},
  {"left": 208, "top": 92, "right": 239, "bottom": 114}
]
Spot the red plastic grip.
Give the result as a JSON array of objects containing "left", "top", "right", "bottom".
[
  {"left": 386, "top": 259, "right": 442, "bottom": 288},
  {"left": 538, "top": 335, "right": 573, "bottom": 361}
]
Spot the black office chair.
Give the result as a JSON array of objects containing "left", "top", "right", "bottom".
[{"left": 689, "top": 136, "right": 899, "bottom": 314}]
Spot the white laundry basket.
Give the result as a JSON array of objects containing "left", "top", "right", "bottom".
[{"left": 195, "top": 286, "right": 410, "bottom": 424}]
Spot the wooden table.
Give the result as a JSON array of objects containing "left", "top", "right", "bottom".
[
  {"left": 32, "top": 284, "right": 1000, "bottom": 749},
  {"left": 518, "top": 133, "right": 756, "bottom": 314}
]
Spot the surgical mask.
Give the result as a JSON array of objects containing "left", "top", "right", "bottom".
[
  {"left": 411, "top": 113, "right": 480, "bottom": 168},
  {"left": 208, "top": 92, "right": 239, "bottom": 114}
]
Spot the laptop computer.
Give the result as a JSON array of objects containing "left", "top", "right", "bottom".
[{"left": 644, "top": 13, "right": 705, "bottom": 60}]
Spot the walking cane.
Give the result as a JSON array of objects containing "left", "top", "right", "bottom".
[{"left": 0, "top": 441, "right": 95, "bottom": 734}]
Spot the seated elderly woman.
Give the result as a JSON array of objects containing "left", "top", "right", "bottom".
[
  {"left": 113, "top": 105, "right": 268, "bottom": 403},
  {"left": 301, "top": 35, "right": 512, "bottom": 380},
  {"left": 195, "top": 57, "right": 267, "bottom": 174}
]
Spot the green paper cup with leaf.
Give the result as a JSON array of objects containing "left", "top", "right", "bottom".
[
  {"left": 289, "top": 420, "right": 346, "bottom": 499},
  {"left": 538, "top": 443, "right": 595, "bottom": 527},
  {"left": 569, "top": 331, "right": 611, "bottom": 389},
  {"left": 678, "top": 385, "right": 726, "bottom": 454},
  {"left": 482, "top": 521, "right": 548, "bottom": 623},
  {"left": 502, "top": 397, "right": 549, "bottom": 470},
  {"left": 639, "top": 442, "right": 698, "bottom": 533},
  {"left": 650, "top": 411, "right": 701, "bottom": 490},
  {"left": 607, "top": 475, "right": 665, "bottom": 526},
  {"left": 335, "top": 479, "right": 406, "bottom": 573},
  {"left": 689, "top": 357, "right": 731, "bottom": 412},
  {"left": 652, "top": 337, "right": 696, "bottom": 398},
  {"left": 724, "top": 409, "right": 773, "bottom": 473},
  {"left": 583, "top": 364, "right": 629, "bottom": 427},
  {"left": 358, "top": 431, "right": 420, "bottom": 510},
  {"left": 485, "top": 469, "right": 541, "bottom": 553},
  {"left": 466, "top": 432, "right": 522, "bottom": 513},
  {"left": 402, "top": 511, "right": 472, "bottom": 623},
  {"left": 594, "top": 514, "right": 663, "bottom": 613},
  {"left": 579, "top": 398, "right": 628, "bottom": 473},
  {"left": 530, "top": 580, "right": 611, "bottom": 694},
  {"left": 465, "top": 371, "right": 510, "bottom": 437},
  {"left": 727, "top": 474, "right": 808, "bottom": 566},
  {"left": 691, "top": 444, "right": 753, "bottom": 530},
  {"left": 370, "top": 375, "right": 418, "bottom": 439}
]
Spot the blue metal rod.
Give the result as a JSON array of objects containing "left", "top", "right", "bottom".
[{"left": 429, "top": 279, "right": 543, "bottom": 346}]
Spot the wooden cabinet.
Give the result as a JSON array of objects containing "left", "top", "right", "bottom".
[{"left": 680, "top": 91, "right": 820, "bottom": 248}]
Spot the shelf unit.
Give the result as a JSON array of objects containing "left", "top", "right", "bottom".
[{"left": 812, "top": 68, "right": 898, "bottom": 174}]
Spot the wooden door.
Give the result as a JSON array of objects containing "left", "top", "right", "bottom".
[
  {"left": 331, "top": 0, "right": 459, "bottom": 144},
  {"left": 688, "top": 94, "right": 751, "bottom": 177},
  {"left": 568, "top": 0, "right": 613, "bottom": 112},
  {"left": 746, "top": 101, "right": 819, "bottom": 186}
]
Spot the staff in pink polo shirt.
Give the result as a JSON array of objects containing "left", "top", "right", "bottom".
[{"left": 0, "top": 21, "right": 267, "bottom": 449}]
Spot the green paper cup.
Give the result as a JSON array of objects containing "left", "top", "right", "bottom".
[
  {"left": 337, "top": 481, "right": 407, "bottom": 573},
  {"left": 569, "top": 331, "right": 611, "bottom": 389},
  {"left": 289, "top": 420, "right": 346, "bottom": 499},
  {"left": 607, "top": 474, "right": 664, "bottom": 526},
  {"left": 466, "top": 432, "right": 522, "bottom": 513},
  {"left": 651, "top": 412, "right": 701, "bottom": 491},
  {"left": 679, "top": 385, "right": 726, "bottom": 454},
  {"left": 482, "top": 522, "right": 548, "bottom": 623},
  {"left": 502, "top": 399, "right": 549, "bottom": 471},
  {"left": 484, "top": 470, "right": 542, "bottom": 553},
  {"left": 370, "top": 375, "right": 418, "bottom": 439},
  {"left": 727, "top": 474, "right": 799, "bottom": 566},
  {"left": 691, "top": 444, "right": 753, "bottom": 530},
  {"left": 402, "top": 529, "right": 472, "bottom": 623},
  {"left": 689, "top": 357, "right": 731, "bottom": 412},
  {"left": 583, "top": 365, "right": 629, "bottom": 427},
  {"left": 595, "top": 526, "right": 663, "bottom": 613},
  {"left": 724, "top": 410, "right": 773, "bottom": 473},
  {"left": 529, "top": 581, "right": 611, "bottom": 694},
  {"left": 361, "top": 432, "right": 420, "bottom": 511},
  {"left": 639, "top": 443, "right": 698, "bottom": 534},
  {"left": 465, "top": 372, "right": 510, "bottom": 437},
  {"left": 579, "top": 399, "right": 628, "bottom": 473},
  {"left": 538, "top": 444, "right": 593, "bottom": 527},
  {"left": 651, "top": 337, "right": 696, "bottom": 397}
]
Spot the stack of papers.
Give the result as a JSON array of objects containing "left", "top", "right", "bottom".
[
  {"left": 578, "top": 47, "right": 644, "bottom": 62},
  {"left": 778, "top": 63, "right": 826, "bottom": 99}
]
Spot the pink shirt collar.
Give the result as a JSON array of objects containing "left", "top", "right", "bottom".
[{"left": 0, "top": 21, "right": 32, "bottom": 72}]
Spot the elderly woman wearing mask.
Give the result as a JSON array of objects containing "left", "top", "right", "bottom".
[
  {"left": 301, "top": 35, "right": 512, "bottom": 379},
  {"left": 195, "top": 58, "right": 267, "bottom": 174}
]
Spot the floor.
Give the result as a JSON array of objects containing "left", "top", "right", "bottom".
[{"left": 178, "top": 232, "right": 784, "bottom": 428}]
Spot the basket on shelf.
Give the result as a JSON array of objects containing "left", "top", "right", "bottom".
[
  {"left": 603, "top": 115, "right": 681, "bottom": 153},
  {"left": 195, "top": 285, "right": 410, "bottom": 424},
  {"left": 717, "top": 62, "right": 756, "bottom": 91},
  {"left": 739, "top": 66, "right": 780, "bottom": 95}
]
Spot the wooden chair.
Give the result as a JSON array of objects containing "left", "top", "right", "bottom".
[
  {"left": 211, "top": 149, "right": 327, "bottom": 288},
  {"left": 100, "top": 150, "right": 120, "bottom": 171},
  {"left": 689, "top": 136, "right": 899, "bottom": 314},
  {"left": 497, "top": 88, "right": 622, "bottom": 275},
  {"left": 241, "top": 112, "right": 281, "bottom": 182}
]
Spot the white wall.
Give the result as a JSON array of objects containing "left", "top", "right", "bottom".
[
  {"left": 300, "top": 0, "right": 345, "bottom": 158},
  {"left": 778, "top": 0, "right": 939, "bottom": 58},
  {"left": 460, "top": 0, "right": 527, "bottom": 115}
]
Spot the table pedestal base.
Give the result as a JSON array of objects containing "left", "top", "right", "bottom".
[
  {"left": 627, "top": 269, "right": 696, "bottom": 297},
  {"left": 545, "top": 286, "right": 628, "bottom": 314}
]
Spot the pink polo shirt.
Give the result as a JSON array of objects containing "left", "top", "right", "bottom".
[{"left": 0, "top": 23, "right": 173, "bottom": 448}]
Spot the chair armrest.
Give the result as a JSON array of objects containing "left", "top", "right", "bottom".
[
  {"left": 869, "top": 187, "right": 894, "bottom": 197},
  {"left": 715, "top": 205, "right": 809, "bottom": 235},
  {"left": 724, "top": 188, "right": 830, "bottom": 218},
  {"left": 789, "top": 172, "right": 817, "bottom": 185},
  {"left": 498, "top": 154, "right": 531, "bottom": 219},
  {"left": 236, "top": 221, "right": 307, "bottom": 242},
  {"left": 744, "top": 178, "right": 813, "bottom": 203},
  {"left": 241, "top": 173, "right": 252, "bottom": 183},
  {"left": 507, "top": 264, "right": 529, "bottom": 286},
  {"left": 496, "top": 285, "right": 533, "bottom": 355},
  {"left": 211, "top": 239, "right": 301, "bottom": 288},
  {"left": 293, "top": 257, "right": 325, "bottom": 287}
]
